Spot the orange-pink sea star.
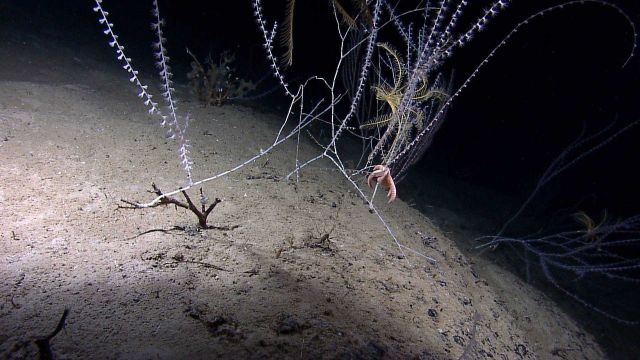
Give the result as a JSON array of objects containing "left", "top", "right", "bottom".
[{"left": 367, "top": 165, "right": 396, "bottom": 203}]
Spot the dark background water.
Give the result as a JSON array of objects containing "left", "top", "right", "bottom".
[{"left": 3, "top": 0, "right": 640, "bottom": 357}]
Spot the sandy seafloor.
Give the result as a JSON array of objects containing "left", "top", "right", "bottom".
[{"left": 0, "top": 22, "right": 620, "bottom": 360}]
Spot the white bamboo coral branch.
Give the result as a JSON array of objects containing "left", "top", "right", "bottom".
[
  {"left": 93, "top": 0, "right": 160, "bottom": 115},
  {"left": 94, "top": 0, "right": 193, "bottom": 184},
  {"left": 151, "top": 0, "right": 193, "bottom": 184}
]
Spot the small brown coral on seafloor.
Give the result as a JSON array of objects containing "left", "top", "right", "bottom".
[{"left": 367, "top": 165, "right": 396, "bottom": 203}]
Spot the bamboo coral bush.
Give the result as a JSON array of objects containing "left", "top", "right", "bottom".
[
  {"left": 478, "top": 121, "right": 640, "bottom": 324},
  {"left": 94, "top": 0, "right": 638, "bottom": 319}
]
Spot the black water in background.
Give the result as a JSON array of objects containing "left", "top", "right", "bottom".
[{"left": 3, "top": 0, "right": 640, "bottom": 358}]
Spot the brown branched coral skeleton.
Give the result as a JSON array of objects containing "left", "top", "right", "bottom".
[{"left": 120, "top": 184, "right": 223, "bottom": 229}]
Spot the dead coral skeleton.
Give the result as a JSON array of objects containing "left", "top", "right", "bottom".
[{"left": 119, "top": 183, "right": 223, "bottom": 229}]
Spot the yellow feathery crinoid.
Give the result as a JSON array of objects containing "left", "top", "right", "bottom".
[
  {"left": 360, "top": 113, "right": 394, "bottom": 130},
  {"left": 280, "top": 0, "right": 372, "bottom": 68},
  {"left": 332, "top": 0, "right": 358, "bottom": 28},
  {"left": 414, "top": 81, "right": 448, "bottom": 103},
  {"left": 362, "top": 43, "right": 447, "bottom": 132},
  {"left": 372, "top": 85, "right": 400, "bottom": 114},
  {"left": 362, "top": 42, "right": 451, "bottom": 165},
  {"left": 573, "top": 210, "right": 608, "bottom": 243},
  {"left": 360, "top": 43, "right": 403, "bottom": 130},
  {"left": 332, "top": 0, "right": 373, "bottom": 29},
  {"left": 280, "top": 0, "right": 296, "bottom": 67},
  {"left": 377, "top": 43, "right": 405, "bottom": 85}
]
